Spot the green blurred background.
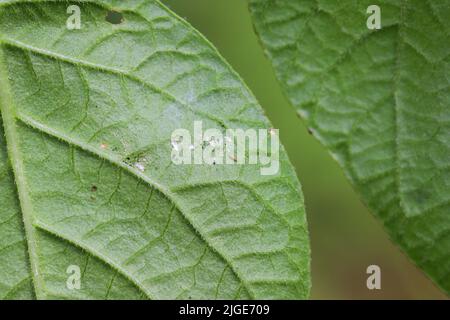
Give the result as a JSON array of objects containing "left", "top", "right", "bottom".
[{"left": 164, "top": 0, "right": 446, "bottom": 299}]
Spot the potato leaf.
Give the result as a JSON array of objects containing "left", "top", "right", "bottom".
[
  {"left": 0, "top": 0, "right": 310, "bottom": 299},
  {"left": 250, "top": 0, "right": 449, "bottom": 293}
]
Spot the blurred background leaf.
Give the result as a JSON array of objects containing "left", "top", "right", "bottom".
[{"left": 164, "top": 0, "right": 446, "bottom": 299}]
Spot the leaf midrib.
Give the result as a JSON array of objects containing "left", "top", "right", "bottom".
[{"left": 0, "top": 47, "right": 45, "bottom": 299}]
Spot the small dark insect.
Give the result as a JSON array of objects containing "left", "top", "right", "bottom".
[
  {"left": 106, "top": 10, "right": 124, "bottom": 24},
  {"left": 91, "top": 185, "right": 98, "bottom": 192}
]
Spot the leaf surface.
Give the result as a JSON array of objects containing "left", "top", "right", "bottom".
[
  {"left": 0, "top": 0, "right": 310, "bottom": 299},
  {"left": 250, "top": 0, "right": 449, "bottom": 293}
]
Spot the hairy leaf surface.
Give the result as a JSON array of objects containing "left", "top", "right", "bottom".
[
  {"left": 0, "top": 0, "right": 310, "bottom": 299},
  {"left": 250, "top": 0, "right": 449, "bottom": 293}
]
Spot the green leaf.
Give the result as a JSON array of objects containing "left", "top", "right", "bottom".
[
  {"left": 0, "top": 0, "right": 310, "bottom": 299},
  {"left": 250, "top": 0, "right": 449, "bottom": 293}
]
